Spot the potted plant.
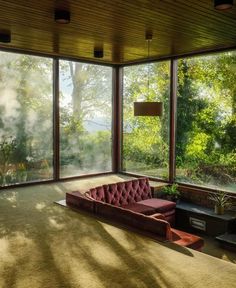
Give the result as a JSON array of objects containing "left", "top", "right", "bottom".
[
  {"left": 0, "top": 137, "right": 17, "bottom": 186},
  {"left": 17, "top": 162, "right": 27, "bottom": 182},
  {"left": 208, "top": 190, "right": 232, "bottom": 215},
  {"left": 161, "top": 184, "right": 180, "bottom": 202},
  {"left": 40, "top": 159, "right": 51, "bottom": 178}
]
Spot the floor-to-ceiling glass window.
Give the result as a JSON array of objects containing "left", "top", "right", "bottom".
[
  {"left": 0, "top": 51, "right": 53, "bottom": 186},
  {"left": 176, "top": 52, "right": 236, "bottom": 192},
  {"left": 59, "top": 61, "right": 113, "bottom": 177},
  {"left": 122, "top": 61, "right": 170, "bottom": 179}
]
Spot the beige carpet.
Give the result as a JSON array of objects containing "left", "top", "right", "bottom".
[{"left": 1, "top": 174, "right": 236, "bottom": 288}]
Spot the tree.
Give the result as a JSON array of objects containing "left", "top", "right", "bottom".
[
  {"left": 122, "top": 62, "right": 170, "bottom": 178},
  {"left": 176, "top": 53, "right": 236, "bottom": 190},
  {"left": 60, "top": 61, "right": 112, "bottom": 175},
  {"left": 0, "top": 52, "right": 53, "bottom": 185}
]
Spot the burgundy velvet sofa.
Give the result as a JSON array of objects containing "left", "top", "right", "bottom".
[
  {"left": 86, "top": 177, "right": 176, "bottom": 225},
  {"left": 66, "top": 178, "right": 204, "bottom": 251}
]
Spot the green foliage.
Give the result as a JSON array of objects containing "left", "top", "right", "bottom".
[
  {"left": 123, "top": 55, "right": 236, "bottom": 191},
  {"left": 223, "top": 114, "right": 236, "bottom": 151},
  {"left": 123, "top": 62, "right": 170, "bottom": 178},
  {"left": 162, "top": 184, "right": 180, "bottom": 197},
  {"left": 176, "top": 53, "right": 236, "bottom": 191},
  {"left": 1, "top": 49, "right": 236, "bottom": 192},
  {"left": 0, "top": 52, "right": 53, "bottom": 185},
  {"left": 0, "top": 136, "right": 17, "bottom": 165},
  {"left": 0, "top": 136, "right": 17, "bottom": 185}
]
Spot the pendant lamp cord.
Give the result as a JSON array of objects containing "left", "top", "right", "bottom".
[{"left": 147, "top": 38, "right": 150, "bottom": 98}]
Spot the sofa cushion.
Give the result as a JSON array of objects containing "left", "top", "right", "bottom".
[
  {"left": 138, "top": 198, "right": 176, "bottom": 213},
  {"left": 104, "top": 177, "right": 152, "bottom": 206},
  {"left": 162, "top": 209, "right": 175, "bottom": 217},
  {"left": 170, "top": 228, "right": 204, "bottom": 251},
  {"left": 121, "top": 203, "right": 156, "bottom": 215},
  {"left": 66, "top": 191, "right": 94, "bottom": 212}
]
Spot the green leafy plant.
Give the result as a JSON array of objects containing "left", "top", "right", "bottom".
[
  {"left": 208, "top": 190, "right": 232, "bottom": 214},
  {"left": 162, "top": 184, "right": 180, "bottom": 201}
]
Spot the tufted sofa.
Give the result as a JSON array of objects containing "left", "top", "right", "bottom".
[
  {"left": 66, "top": 178, "right": 204, "bottom": 251},
  {"left": 85, "top": 177, "right": 176, "bottom": 225}
]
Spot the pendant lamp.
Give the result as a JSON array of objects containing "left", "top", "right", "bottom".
[{"left": 134, "top": 32, "right": 163, "bottom": 117}]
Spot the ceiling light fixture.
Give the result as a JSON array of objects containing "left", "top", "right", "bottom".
[
  {"left": 94, "top": 48, "right": 104, "bottom": 58},
  {"left": 55, "top": 9, "right": 70, "bottom": 24},
  {"left": 133, "top": 31, "right": 163, "bottom": 117},
  {"left": 214, "top": 0, "right": 233, "bottom": 10},
  {"left": 0, "top": 31, "right": 11, "bottom": 43}
]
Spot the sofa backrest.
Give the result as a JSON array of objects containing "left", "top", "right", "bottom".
[
  {"left": 88, "top": 186, "right": 106, "bottom": 202},
  {"left": 103, "top": 178, "right": 152, "bottom": 206},
  {"left": 85, "top": 178, "right": 152, "bottom": 206}
]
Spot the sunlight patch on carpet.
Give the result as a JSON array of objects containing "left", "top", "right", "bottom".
[
  {"left": 0, "top": 237, "right": 15, "bottom": 265},
  {"left": 4, "top": 191, "right": 18, "bottom": 206},
  {"left": 48, "top": 216, "right": 66, "bottom": 230},
  {"left": 54, "top": 199, "right": 67, "bottom": 207},
  {"left": 35, "top": 202, "right": 46, "bottom": 210}
]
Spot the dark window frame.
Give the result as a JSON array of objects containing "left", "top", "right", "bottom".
[{"left": 0, "top": 46, "right": 235, "bottom": 194}]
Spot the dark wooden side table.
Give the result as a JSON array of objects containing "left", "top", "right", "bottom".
[{"left": 176, "top": 201, "right": 236, "bottom": 237}]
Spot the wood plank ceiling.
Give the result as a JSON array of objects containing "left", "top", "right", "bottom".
[{"left": 0, "top": 0, "right": 236, "bottom": 64}]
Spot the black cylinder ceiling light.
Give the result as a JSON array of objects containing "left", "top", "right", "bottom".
[
  {"left": 94, "top": 48, "right": 104, "bottom": 58},
  {"left": 0, "top": 31, "right": 11, "bottom": 43},
  {"left": 54, "top": 9, "right": 70, "bottom": 24},
  {"left": 214, "top": 0, "right": 233, "bottom": 10}
]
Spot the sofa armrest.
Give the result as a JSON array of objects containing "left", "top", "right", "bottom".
[
  {"left": 95, "top": 201, "right": 171, "bottom": 241},
  {"left": 66, "top": 191, "right": 95, "bottom": 213},
  {"left": 150, "top": 213, "right": 166, "bottom": 221},
  {"left": 85, "top": 191, "right": 95, "bottom": 200}
]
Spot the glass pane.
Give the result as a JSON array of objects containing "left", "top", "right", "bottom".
[
  {"left": 176, "top": 52, "right": 236, "bottom": 192},
  {"left": 0, "top": 52, "right": 53, "bottom": 186},
  {"left": 59, "top": 61, "right": 112, "bottom": 177},
  {"left": 122, "top": 62, "right": 170, "bottom": 180}
]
